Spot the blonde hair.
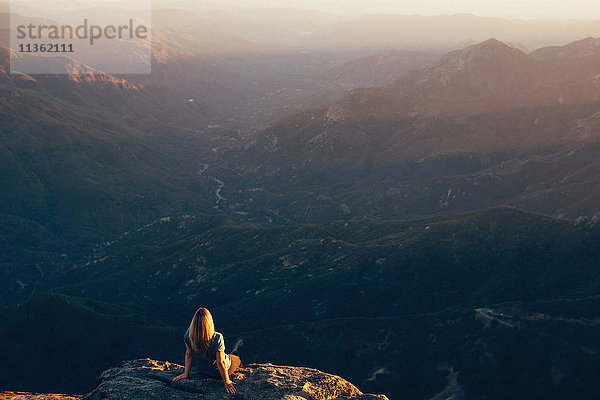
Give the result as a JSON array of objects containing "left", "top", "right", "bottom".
[{"left": 188, "top": 307, "right": 215, "bottom": 357}]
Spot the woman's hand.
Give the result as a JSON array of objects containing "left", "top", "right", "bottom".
[
  {"left": 172, "top": 373, "right": 188, "bottom": 382},
  {"left": 173, "top": 344, "right": 193, "bottom": 383},
  {"left": 216, "top": 350, "right": 236, "bottom": 393},
  {"left": 224, "top": 381, "right": 236, "bottom": 393}
]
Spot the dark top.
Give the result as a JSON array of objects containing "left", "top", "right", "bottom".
[{"left": 184, "top": 328, "right": 231, "bottom": 377}]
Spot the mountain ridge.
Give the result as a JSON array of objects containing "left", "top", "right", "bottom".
[
  {"left": 531, "top": 36, "right": 600, "bottom": 59},
  {"left": 210, "top": 37, "right": 600, "bottom": 223}
]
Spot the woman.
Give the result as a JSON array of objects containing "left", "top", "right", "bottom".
[{"left": 172, "top": 307, "right": 242, "bottom": 393}]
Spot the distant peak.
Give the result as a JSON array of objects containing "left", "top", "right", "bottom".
[
  {"left": 555, "top": 36, "right": 600, "bottom": 52},
  {"left": 532, "top": 36, "right": 600, "bottom": 59},
  {"left": 466, "top": 38, "right": 521, "bottom": 53},
  {"left": 439, "top": 38, "right": 528, "bottom": 69},
  {"left": 576, "top": 36, "right": 600, "bottom": 45},
  {"left": 478, "top": 38, "right": 505, "bottom": 46},
  {"left": 567, "top": 36, "right": 600, "bottom": 52}
]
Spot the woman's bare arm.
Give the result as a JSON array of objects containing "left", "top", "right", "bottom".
[
  {"left": 172, "top": 343, "right": 193, "bottom": 382},
  {"left": 216, "top": 350, "right": 236, "bottom": 393}
]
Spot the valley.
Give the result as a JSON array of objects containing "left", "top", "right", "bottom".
[
  {"left": 1, "top": 3, "right": 600, "bottom": 399},
  {"left": 1, "top": 208, "right": 600, "bottom": 400}
]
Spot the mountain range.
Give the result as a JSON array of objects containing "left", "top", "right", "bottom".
[
  {"left": 2, "top": 7, "right": 600, "bottom": 398},
  {"left": 214, "top": 38, "right": 600, "bottom": 223},
  {"left": 294, "top": 14, "right": 600, "bottom": 52}
]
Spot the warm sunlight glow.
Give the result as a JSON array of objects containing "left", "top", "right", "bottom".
[
  {"left": 215, "top": 0, "right": 600, "bottom": 20},
  {"left": 140, "top": 358, "right": 181, "bottom": 371}
]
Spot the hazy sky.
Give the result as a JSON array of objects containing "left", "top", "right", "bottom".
[
  {"left": 222, "top": 0, "right": 600, "bottom": 20},
  {"left": 9, "top": 0, "right": 600, "bottom": 20}
]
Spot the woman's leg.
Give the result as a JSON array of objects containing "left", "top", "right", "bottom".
[{"left": 228, "top": 354, "right": 242, "bottom": 374}]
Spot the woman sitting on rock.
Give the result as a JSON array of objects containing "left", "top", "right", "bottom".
[{"left": 172, "top": 307, "right": 242, "bottom": 393}]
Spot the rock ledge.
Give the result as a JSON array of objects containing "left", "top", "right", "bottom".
[{"left": 84, "top": 359, "right": 388, "bottom": 400}]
